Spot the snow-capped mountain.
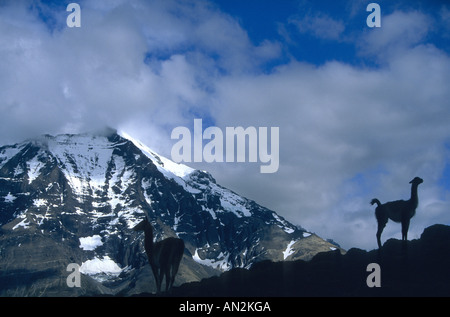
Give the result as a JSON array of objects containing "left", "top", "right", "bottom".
[{"left": 0, "top": 129, "right": 341, "bottom": 296}]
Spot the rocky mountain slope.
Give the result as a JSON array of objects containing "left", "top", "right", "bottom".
[{"left": 0, "top": 129, "right": 341, "bottom": 296}]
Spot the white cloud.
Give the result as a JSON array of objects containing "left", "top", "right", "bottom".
[
  {"left": 193, "top": 11, "right": 450, "bottom": 250},
  {"left": 0, "top": 0, "right": 278, "bottom": 145},
  {"left": 358, "top": 10, "right": 432, "bottom": 60},
  {"left": 0, "top": 2, "right": 448, "bottom": 251}
]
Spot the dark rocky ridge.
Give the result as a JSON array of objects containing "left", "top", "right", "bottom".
[{"left": 163, "top": 224, "right": 450, "bottom": 297}]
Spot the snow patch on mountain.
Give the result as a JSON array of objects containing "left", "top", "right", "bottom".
[
  {"left": 272, "top": 213, "right": 295, "bottom": 234},
  {"left": 13, "top": 217, "right": 30, "bottom": 230},
  {"left": 283, "top": 240, "right": 297, "bottom": 260},
  {"left": 79, "top": 256, "right": 124, "bottom": 282},
  {"left": 4, "top": 192, "right": 16, "bottom": 203},
  {"left": 27, "top": 154, "right": 45, "bottom": 184},
  {"left": 79, "top": 235, "right": 103, "bottom": 251},
  {"left": 45, "top": 134, "right": 116, "bottom": 197},
  {"left": 193, "top": 248, "right": 232, "bottom": 271},
  {"left": 33, "top": 199, "right": 47, "bottom": 207},
  {"left": 0, "top": 144, "right": 23, "bottom": 169}
]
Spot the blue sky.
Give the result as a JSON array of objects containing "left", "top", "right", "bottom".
[
  {"left": 213, "top": 0, "right": 450, "bottom": 68},
  {"left": 0, "top": 0, "right": 449, "bottom": 250}
]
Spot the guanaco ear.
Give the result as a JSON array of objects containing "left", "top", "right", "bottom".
[{"left": 132, "top": 219, "right": 147, "bottom": 231}]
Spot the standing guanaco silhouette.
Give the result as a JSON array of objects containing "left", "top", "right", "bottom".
[
  {"left": 371, "top": 177, "right": 423, "bottom": 248},
  {"left": 133, "top": 217, "right": 185, "bottom": 293}
]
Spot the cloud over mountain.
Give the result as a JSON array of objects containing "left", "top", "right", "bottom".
[{"left": 0, "top": 0, "right": 449, "bottom": 250}]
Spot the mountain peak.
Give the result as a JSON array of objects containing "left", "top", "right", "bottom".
[{"left": 118, "top": 130, "right": 196, "bottom": 180}]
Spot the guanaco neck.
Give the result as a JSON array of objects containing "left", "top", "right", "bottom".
[
  {"left": 144, "top": 225, "right": 155, "bottom": 253},
  {"left": 410, "top": 183, "right": 419, "bottom": 208}
]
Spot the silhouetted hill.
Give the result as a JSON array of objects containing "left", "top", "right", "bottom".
[{"left": 159, "top": 224, "right": 450, "bottom": 297}]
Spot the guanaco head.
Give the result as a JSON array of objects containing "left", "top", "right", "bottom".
[
  {"left": 409, "top": 177, "right": 423, "bottom": 185},
  {"left": 132, "top": 218, "right": 152, "bottom": 232}
]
